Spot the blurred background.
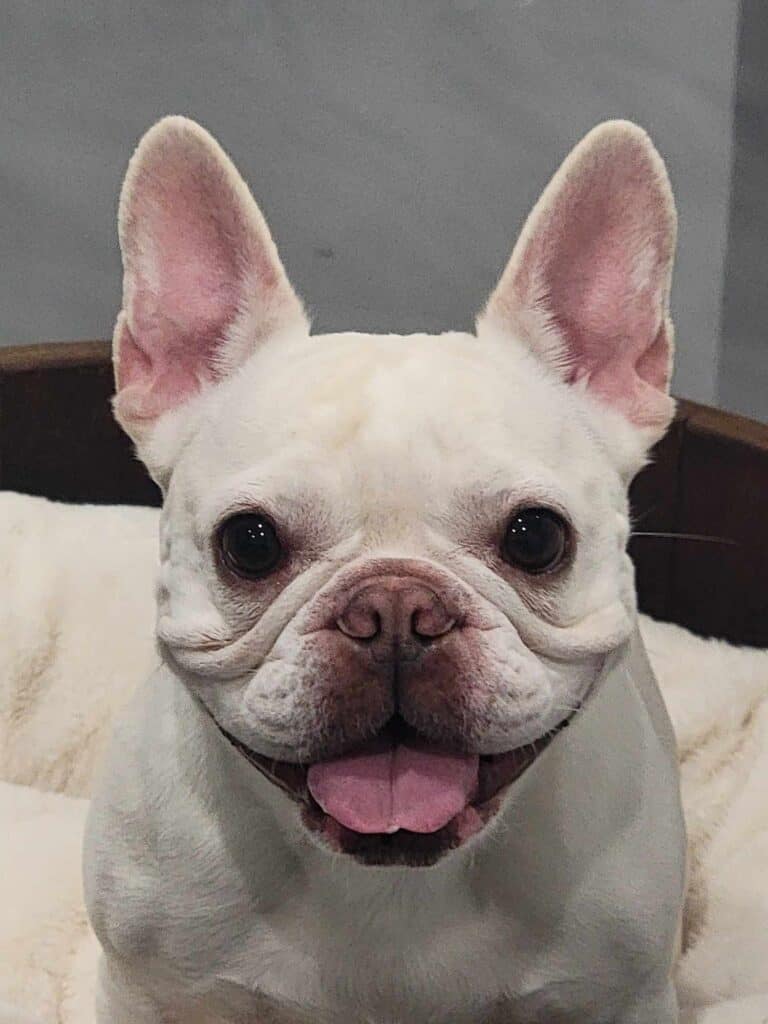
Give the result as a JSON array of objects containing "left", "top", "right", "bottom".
[{"left": 1, "top": 1, "right": 765, "bottom": 420}]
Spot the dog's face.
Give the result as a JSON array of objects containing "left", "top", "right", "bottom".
[{"left": 112, "top": 117, "right": 676, "bottom": 866}]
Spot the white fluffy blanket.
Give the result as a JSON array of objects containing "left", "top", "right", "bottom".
[{"left": 1, "top": 492, "right": 767, "bottom": 1023}]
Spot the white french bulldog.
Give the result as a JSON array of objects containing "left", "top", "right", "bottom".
[{"left": 83, "top": 116, "right": 688, "bottom": 1023}]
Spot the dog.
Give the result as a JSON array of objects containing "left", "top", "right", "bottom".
[{"left": 83, "top": 115, "right": 688, "bottom": 1023}]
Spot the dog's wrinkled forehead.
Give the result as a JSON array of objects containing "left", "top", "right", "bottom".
[{"left": 170, "top": 329, "right": 606, "bottom": 527}]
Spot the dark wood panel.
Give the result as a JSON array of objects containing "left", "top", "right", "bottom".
[
  {"left": 668, "top": 405, "right": 768, "bottom": 646},
  {"left": 0, "top": 341, "right": 161, "bottom": 507}
]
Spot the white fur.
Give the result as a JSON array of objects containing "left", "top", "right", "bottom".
[{"left": 0, "top": 496, "right": 766, "bottom": 1022}]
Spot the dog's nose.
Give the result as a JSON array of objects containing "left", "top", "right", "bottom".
[{"left": 336, "top": 577, "right": 457, "bottom": 653}]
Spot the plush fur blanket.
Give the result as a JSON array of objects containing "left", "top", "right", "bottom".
[{"left": 1, "top": 492, "right": 766, "bottom": 1023}]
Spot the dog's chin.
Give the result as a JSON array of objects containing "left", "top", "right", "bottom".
[{"left": 215, "top": 713, "right": 576, "bottom": 868}]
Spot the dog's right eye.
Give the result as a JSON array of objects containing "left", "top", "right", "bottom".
[
  {"left": 500, "top": 506, "right": 569, "bottom": 574},
  {"left": 219, "top": 514, "right": 283, "bottom": 579}
]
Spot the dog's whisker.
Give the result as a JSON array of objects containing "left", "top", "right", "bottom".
[{"left": 630, "top": 531, "right": 737, "bottom": 546}]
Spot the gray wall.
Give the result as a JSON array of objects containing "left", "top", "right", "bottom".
[
  {"left": 719, "top": 0, "right": 768, "bottom": 422},
  {"left": 1, "top": 1, "right": 745, "bottom": 412}
]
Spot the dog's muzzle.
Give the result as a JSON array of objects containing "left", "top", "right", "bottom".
[{"left": 185, "top": 561, "right": 588, "bottom": 868}]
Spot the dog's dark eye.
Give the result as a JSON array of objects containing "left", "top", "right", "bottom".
[
  {"left": 219, "top": 514, "right": 283, "bottom": 578},
  {"left": 501, "top": 507, "right": 568, "bottom": 574}
]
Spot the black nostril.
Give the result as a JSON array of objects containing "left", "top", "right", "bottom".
[
  {"left": 336, "top": 608, "right": 383, "bottom": 642},
  {"left": 410, "top": 611, "right": 433, "bottom": 644},
  {"left": 410, "top": 609, "right": 457, "bottom": 641}
]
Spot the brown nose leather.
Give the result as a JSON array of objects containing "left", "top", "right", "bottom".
[{"left": 336, "top": 577, "right": 456, "bottom": 653}]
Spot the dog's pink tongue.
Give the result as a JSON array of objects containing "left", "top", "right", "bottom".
[{"left": 307, "top": 734, "right": 479, "bottom": 834}]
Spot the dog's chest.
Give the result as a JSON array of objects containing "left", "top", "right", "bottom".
[
  {"left": 181, "top": 892, "right": 609, "bottom": 1024},
  {"left": 199, "top": 902, "right": 519, "bottom": 1024},
  {"left": 182, "top": 968, "right": 593, "bottom": 1024}
]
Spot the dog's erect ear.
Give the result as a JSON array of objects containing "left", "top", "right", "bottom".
[
  {"left": 112, "top": 116, "right": 308, "bottom": 448},
  {"left": 478, "top": 120, "right": 677, "bottom": 442}
]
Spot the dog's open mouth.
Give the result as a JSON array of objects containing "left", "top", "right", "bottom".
[{"left": 215, "top": 713, "right": 575, "bottom": 867}]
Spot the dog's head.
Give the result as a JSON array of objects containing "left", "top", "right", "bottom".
[{"left": 112, "top": 116, "right": 676, "bottom": 866}]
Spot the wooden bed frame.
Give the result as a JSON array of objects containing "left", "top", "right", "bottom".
[{"left": 1, "top": 341, "right": 767, "bottom": 647}]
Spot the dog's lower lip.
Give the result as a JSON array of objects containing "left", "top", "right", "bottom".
[{"left": 211, "top": 710, "right": 578, "bottom": 863}]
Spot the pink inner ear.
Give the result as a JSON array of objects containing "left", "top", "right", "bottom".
[
  {"left": 117, "top": 191, "right": 242, "bottom": 421},
  {"left": 114, "top": 118, "right": 302, "bottom": 429},
  {"left": 114, "top": 314, "right": 217, "bottom": 424},
  {"left": 495, "top": 126, "right": 675, "bottom": 431}
]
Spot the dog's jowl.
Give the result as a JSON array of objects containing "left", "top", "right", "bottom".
[{"left": 83, "top": 116, "right": 687, "bottom": 1023}]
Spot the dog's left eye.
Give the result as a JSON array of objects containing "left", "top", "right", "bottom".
[
  {"left": 501, "top": 507, "right": 569, "bottom": 574},
  {"left": 219, "top": 514, "right": 283, "bottom": 578}
]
